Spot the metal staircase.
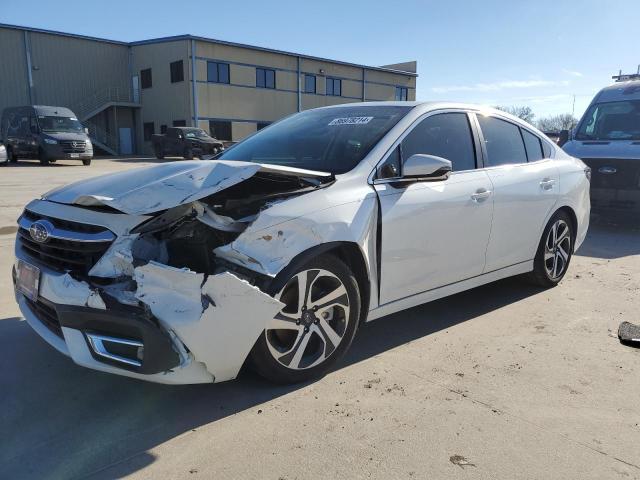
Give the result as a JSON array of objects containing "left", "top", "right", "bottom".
[{"left": 68, "top": 87, "right": 140, "bottom": 155}]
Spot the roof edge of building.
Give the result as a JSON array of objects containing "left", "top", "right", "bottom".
[
  {"left": 0, "top": 23, "right": 417, "bottom": 77},
  {"left": 132, "top": 34, "right": 418, "bottom": 77}
]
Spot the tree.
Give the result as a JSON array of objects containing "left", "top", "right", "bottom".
[
  {"left": 536, "top": 114, "right": 578, "bottom": 132},
  {"left": 494, "top": 105, "right": 535, "bottom": 124}
]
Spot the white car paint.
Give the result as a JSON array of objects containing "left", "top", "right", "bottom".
[{"left": 13, "top": 102, "right": 590, "bottom": 384}]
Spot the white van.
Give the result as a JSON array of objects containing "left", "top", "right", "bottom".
[{"left": 562, "top": 74, "right": 640, "bottom": 212}]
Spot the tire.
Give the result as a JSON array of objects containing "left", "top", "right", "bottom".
[
  {"left": 8, "top": 147, "right": 18, "bottom": 163},
  {"left": 527, "top": 210, "right": 574, "bottom": 288},
  {"left": 38, "top": 148, "right": 50, "bottom": 166},
  {"left": 250, "top": 254, "right": 361, "bottom": 384},
  {"left": 183, "top": 147, "right": 193, "bottom": 160},
  {"left": 154, "top": 147, "right": 164, "bottom": 160},
  {"left": 82, "top": 158, "right": 91, "bottom": 166}
]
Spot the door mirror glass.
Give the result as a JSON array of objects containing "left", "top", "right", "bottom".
[
  {"left": 403, "top": 154, "right": 452, "bottom": 180},
  {"left": 84, "top": 127, "right": 89, "bottom": 134}
]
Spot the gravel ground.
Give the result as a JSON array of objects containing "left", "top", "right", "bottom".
[{"left": 1, "top": 158, "right": 639, "bottom": 479}]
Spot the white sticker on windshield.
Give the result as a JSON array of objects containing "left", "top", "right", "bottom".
[{"left": 328, "top": 116, "right": 373, "bottom": 126}]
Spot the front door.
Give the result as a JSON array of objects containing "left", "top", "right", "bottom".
[
  {"left": 375, "top": 112, "right": 494, "bottom": 305},
  {"left": 119, "top": 127, "right": 133, "bottom": 155}
]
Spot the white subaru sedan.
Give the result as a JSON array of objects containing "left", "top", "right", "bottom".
[{"left": 13, "top": 102, "right": 590, "bottom": 384}]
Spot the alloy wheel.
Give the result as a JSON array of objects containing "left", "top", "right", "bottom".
[
  {"left": 265, "top": 268, "right": 350, "bottom": 370},
  {"left": 544, "top": 219, "right": 571, "bottom": 280}
]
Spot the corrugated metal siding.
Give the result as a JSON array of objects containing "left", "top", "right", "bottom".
[
  {"left": 28, "top": 31, "right": 130, "bottom": 109},
  {"left": 0, "top": 28, "right": 30, "bottom": 112}
]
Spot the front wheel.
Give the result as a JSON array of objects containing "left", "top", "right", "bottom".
[
  {"left": 82, "top": 158, "right": 91, "bottom": 166},
  {"left": 250, "top": 254, "right": 361, "bottom": 384},
  {"left": 528, "top": 211, "right": 574, "bottom": 287},
  {"left": 38, "top": 148, "right": 50, "bottom": 166},
  {"left": 183, "top": 147, "right": 193, "bottom": 160},
  {"left": 7, "top": 147, "right": 18, "bottom": 163}
]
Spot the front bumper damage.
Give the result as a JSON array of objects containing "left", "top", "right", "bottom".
[{"left": 12, "top": 161, "right": 341, "bottom": 384}]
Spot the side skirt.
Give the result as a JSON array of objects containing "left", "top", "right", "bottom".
[{"left": 366, "top": 260, "right": 533, "bottom": 322}]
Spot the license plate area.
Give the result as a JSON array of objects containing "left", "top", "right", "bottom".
[
  {"left": 70, "top": 153, "right": 80, "bottom": 158},
  {"left": 16, "top": 259, "right": 40, "bottom": 301}
]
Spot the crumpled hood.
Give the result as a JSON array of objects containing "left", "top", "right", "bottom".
[
  {"left": 563, "top": 140, "right": 640, "bottom": 160},
  {"left": 43, "top": 160, "right": 331, "bottom": 215}
]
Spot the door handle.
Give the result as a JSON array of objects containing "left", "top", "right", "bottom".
[
  {"left": 540, "top": 178, "right": 555, "bottom": 190},
  {"left": 471, "top": 188, "right": 492, "bottom": 202}
]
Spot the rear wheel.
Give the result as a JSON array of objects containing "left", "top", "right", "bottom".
[
  {"left": 528, "top": 211, "right": 574, "bottom": 287},
  {"left": 183, "top": 147, "right": 193, "bottom": 160},
  {"left": 38, "top": 148, "right": 50, "bottom": 166},
  {"left": 154, "top": 147, "right": 164, "bottom": 159},
  {"left": 251, "top": 254, "right": 361, "bottom": 384}
]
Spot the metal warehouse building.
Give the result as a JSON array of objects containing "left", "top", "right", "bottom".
[{"left": 0, "top": 24, "right": 417, "bottom": 155}]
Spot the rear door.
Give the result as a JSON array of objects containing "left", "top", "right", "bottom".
[
  {"left": 374, "top": 111, "right": 494, "bottom": 305},
  {"left": 474, "top": 114, "right": 559, "bottom": 272}
]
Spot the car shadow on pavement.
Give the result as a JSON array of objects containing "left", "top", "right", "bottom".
[
  {"left": 0, "top": 277, "right": 542, "bottom": 480},
  {"left": 575, "top": 213, "right": 640, "bottom": 259}
]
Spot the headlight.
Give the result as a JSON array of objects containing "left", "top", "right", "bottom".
[
  {"left": 44, "top": 138, "right": 58, "bottom": 145},
  {"left": 85, "top": 140, "right": 93, "bottom": 150}
]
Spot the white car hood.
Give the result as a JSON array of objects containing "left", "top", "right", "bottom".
[{"left": 43, "top": 160, "right": 331, "bottom": 215}]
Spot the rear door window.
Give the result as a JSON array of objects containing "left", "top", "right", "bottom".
[
  {"left": 400, "top": 112, "right": 477, "bottom": 172},
  {"left": 521, "top": 129, "right": 544, "bottom": 162},
  {"left": 477, "top": 116, "right": 527, "bottom": 166}
]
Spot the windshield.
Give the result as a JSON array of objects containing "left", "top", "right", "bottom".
[
  {"left": 217, "top": 105, "right": 412, "bottom": 174},
  {"left": 184, "top": 128, "right": 210, "bottom": 139},
  {"left": 576, "top": 100, "right": 640, "bottom": 140},
  {"left": 39, "top": 116, "right": 84, "bottom": 134}
]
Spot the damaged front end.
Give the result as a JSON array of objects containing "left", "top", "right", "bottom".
[{"left": 14, "top": 160, "right": 335, "bottom": 384}]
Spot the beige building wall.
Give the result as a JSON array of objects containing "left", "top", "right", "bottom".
[
  {"left": 193, "top": 40, "right": 417, "bottom": 142},
  {"left": 130, "top": 40, "right": 192, "bottom": 153}
]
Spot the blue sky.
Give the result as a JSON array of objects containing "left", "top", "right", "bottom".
[{"left": 2, "top": 0, "right": 638, "bottom": 120}]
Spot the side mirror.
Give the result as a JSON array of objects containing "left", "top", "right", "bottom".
[
  {"left": 84, "top": 127, "right": 89, "bottom": 134},
  {"left": 558, "top": 129, "right": 569, "bottom": 147},
  {"left": 403, "top": 154, "right": 452, "bottom": 181}
]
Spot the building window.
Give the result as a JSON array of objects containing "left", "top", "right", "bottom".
[
  {"left": 160, "top": 124, "right": 167, "bottom": 134},
  {"left": 304, "top": 74, "right": 316, "bottom": 94},
  {"left": 140, "top": 68, "right": 152, "bottom": 89},
  {"left": 173, "top": 120, "right": 187, "bottom": 127},
  {"left": 395, "top": 86, "right": 408, "bottom": 101},
  {"left": 170, "top": 60, "right": 184, "bottom": 83},
  {"left": 326, "top": 77, "right": 342, "bottom": 96},
  {"left": 143, "top": 122, "right": 155, "bottom": 141},
  {"left": 256, "top": 68, "right": 276, "bottom": 89},
  {"left": 207, "top": 62, "right": 230, "bottom": 84},
  {"left": 257, "top": 122, "right": 271, "bottom": 131},
  {"left": 209, "top": 120, "right": 232, "bottom": 141}
]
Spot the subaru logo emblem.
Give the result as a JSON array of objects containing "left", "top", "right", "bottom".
[
  {"left": 598, "top": 166, "right": 617, "bottom": 175},
  {"left": 29, "top": 220, "right": 52, "bottom": 243}
]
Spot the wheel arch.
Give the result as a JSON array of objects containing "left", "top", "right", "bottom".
[
  {"left": 553, "top": 205, "right": 578, "bottom": 252},
  {"left": 265, "top": 241, "right": 371, "bottom": 324}
]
